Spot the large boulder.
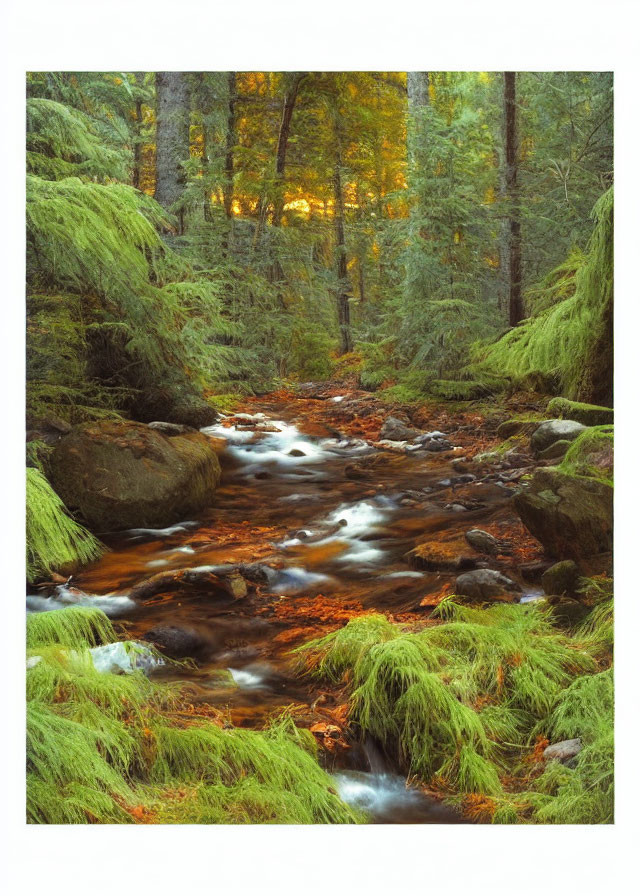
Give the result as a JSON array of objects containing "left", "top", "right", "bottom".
[
  {"left": 530, "top": 420, "right": 586, "bottom": 454},
  {"left": 49, "top": 420, "right": 221, "bottom": 531},
  {"left": 514, "top": 468, "right": 612, "bottom": 561}
]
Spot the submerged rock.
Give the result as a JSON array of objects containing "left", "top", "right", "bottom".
[
  {"left": 455, "top": 568, "right": 521, "bottom": 602},
  {"left": 144, "top": 624, "right": 207, "bottom": 658},
  {"left": 415, "top": 431, "right": 453, "bottom": 452},
  {"left": 530, "top": 419, "right": 586, "bottom": 454},
  {"left": 514, "top": 468, "right": 612, "bottom": 560},
  {"left": 49, "top": 420, "right": 222, "bottom": 531}
]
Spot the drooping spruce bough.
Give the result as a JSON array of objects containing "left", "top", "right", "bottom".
[
  {"left": 470, "top": 188, "right": 613, "bottom": 405},
  {"left": 295, "top": 594, "right": 613, "bottom": 823},
  {"left": 26, "top": 607, "right": 362, "bottom": 824},
  {"left": 26, "top": 468, "right": 104, "bottom": 583}
]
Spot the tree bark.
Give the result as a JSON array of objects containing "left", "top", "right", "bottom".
[
  {"left": 503, "top": 72, "right": 524, "bottom": 326},
  {"left": 155, "top": 72, "right": 190, "bottom": 232},
  {"left": 132, "top": 73, "right": 144, "bottom": 191},
  {"left": 406, "top": 72, "right": 429, "bottom": 219},
  {"left": 223, "top": 72, "right": 236, "bottom": 220},
  {"left": 272, "top": 72, "right": 305, "bottom": 227},
  {"left": 407, "top": 71, "right": 430, "bottom": 113},
  {"left": 333, "top": 150, "right": 353, "bottom": 355}
]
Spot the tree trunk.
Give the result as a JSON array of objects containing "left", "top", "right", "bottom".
[
  {"left": 272, "top": 72, "right": 304, "bottom": 227},
  {"left": 407, "top": 71, "right": 430, "bottom": 114},
  {"left": 503, "top": 72, "right": 524, "bottom": 326},
  {"left": 155, "top": 72, "right": 190, "bottom": 232},
  {"left": 333, "top": 150, "right": 353, "bottom": 355},
  {"left": 223, "top": 72, "right": 236, "bottom": 220},
  {"left": 406, "top": 72, "right": 429, "bottom": 231},
  {"left": 132, "top": 73, "right": 144, "bottom": 191},
  {"left": 254, "top": 72, "right": 304, "bottom": 252}
]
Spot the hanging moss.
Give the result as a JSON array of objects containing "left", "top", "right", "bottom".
[
  {"left": 472, "top": 189, "right": 613, "bottom": 403},
  {"left": 26, "top": 469, "right": 103, "bottom": 582}
]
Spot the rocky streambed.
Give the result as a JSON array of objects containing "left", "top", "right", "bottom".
[{"left": 27, "top": 387, "right": 613, "bottom": 823}]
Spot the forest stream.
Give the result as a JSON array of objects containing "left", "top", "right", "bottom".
[{"left": 27, "top": 387, "right": 551, "bottom": 823}]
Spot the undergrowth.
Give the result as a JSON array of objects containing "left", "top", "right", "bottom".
[
  {"left": 26, "top": 606, "right": 360, "bottom": 824},
  {"left": 296, "top": 597, "right": 613, "bottom": 823}
]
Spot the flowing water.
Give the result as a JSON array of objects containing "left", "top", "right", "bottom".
[{"left": 29, "top": 393, "right": 524, "bottom": 823}]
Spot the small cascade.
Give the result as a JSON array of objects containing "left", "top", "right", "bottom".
[{"left": 333, "top": 737, "right": 463, "bottom": 824}]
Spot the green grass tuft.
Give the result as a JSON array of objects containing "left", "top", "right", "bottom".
[
  {"left": 296, "top": 600, "right": 608, "bottom": 811},
  {"left": 26, "top": 606, "right": 116, "bottom": 650}
]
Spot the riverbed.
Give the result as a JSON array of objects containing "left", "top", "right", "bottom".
[{"left": 28, "top": 390, "right": 542, "bottom": 822}]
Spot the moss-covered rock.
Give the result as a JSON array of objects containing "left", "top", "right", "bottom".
[
  {"left": 541, "top": 560, "right": 580, "bottom": 596},
  {"left": 530, "top": 419, "right": 586, "bottom": 454},
  {"left": 557, "top": 425, "right": 613, "bottom": 484},
  {"left": 538, "top": 438, "right": 572, "bottom": 461},
  {"left": 546, "top": 397, "right": 613, "bottom": 427},
  {"left": 496, "top": 418, "right": 541, "bottom": 440},
  {"left": 514, "top": 468, "right": 612, "bottom": 561},
  {"left": 49, "top": 420, "right": 221, "bottom": 531}
]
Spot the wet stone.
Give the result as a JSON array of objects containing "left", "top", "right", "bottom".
[
  {"left": 455, "top": 568, "right": 521, "bottom": 602},
  {"left": 465, "top": 529, "right": 500, "bottom": 555}
]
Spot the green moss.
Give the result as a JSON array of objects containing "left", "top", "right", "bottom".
[
  {"left": 428, "top": 378, "right": 507, "bottom": 401},
  {"left": 472, "top": 189, "right": 613, "bottom": 403},
  {"left": 556, "top": 425, "right": 613, "bottom": 485},
  {"left": 26, "top": 607, "right": 361, "bottom": 825},
  {"left": 547, "top": 397, "right": 613, "bottom": 427},
  {"left": 296, "top": 602, "right": 598, "bottom": 798},
  {"left": 506, "top": 669, "right": 614, "bottom": 824},
  {"left": 26, "top": 468, "right": 104, "bottom": 583},
  {"left": 27, "top": 701, "right": 135, "bottom": 821},
  {"left": 150, "top": 716, "right": 362, "bottom": 824},
  {"left": 575, "top": 583, "right": 613, "bottom": 659}
]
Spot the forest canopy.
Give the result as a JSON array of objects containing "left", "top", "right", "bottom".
[{"left": 26, "top": 71, "right": 613, "bottom": 424}]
